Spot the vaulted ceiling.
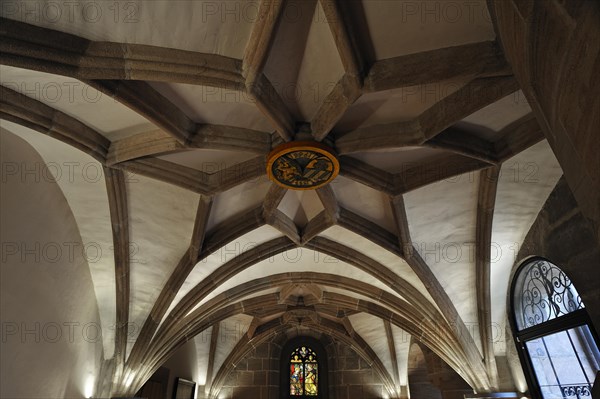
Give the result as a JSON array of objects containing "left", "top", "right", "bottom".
[{"left": 0, "top": 1, "right": 563, "bottom": 397}]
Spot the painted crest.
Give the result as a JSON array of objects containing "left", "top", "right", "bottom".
[{"left": 267, "top": 142, "right": 340, "bottom": 190}]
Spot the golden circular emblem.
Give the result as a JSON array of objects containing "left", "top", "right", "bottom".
[{"left": 266, "top": 141, "right": 340, "bottom": 190}]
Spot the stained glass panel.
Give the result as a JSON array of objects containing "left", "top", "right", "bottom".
[
  {"left": 305, "top": 363, "right": 318, "bottom": 396},
  {"left": 289, "top": 346, "right": 318, "bottom": 396},
  {"left": 290, "top": 364, "right": 303, "bottom": 395}
]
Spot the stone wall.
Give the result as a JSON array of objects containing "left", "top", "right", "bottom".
[
  {"left": 490, "top": 0, "right": 600, "bottom": 240},
  {"left": 218, "top": 341, "right": 281, "bottom": 399},
  {"left": 408, "top": 343, "right": 443, "bottom": 399},
  {"left": 0, "top": 130, "right": 104, "bottom": 398},
  {"left": 217, "top": 334, "right": 389, "bottom": 399},
  {"left": 326, "top": 341, "right": 387, "bottom": 399}
]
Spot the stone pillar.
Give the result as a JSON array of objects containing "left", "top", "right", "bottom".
[
  {"left": 408, "top": 342, "right": 473, "bottom": 399},
  {"left": 398, "top": 385, "right": 409, "bottom": 399},
  {"left": 421, "top": 348, "right": 473, "bottom": 399},
  {"left": 489, "top": 0, "right": 600, "bottom": 243}
]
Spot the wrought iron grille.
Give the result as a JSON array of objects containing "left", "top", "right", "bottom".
[
  {"left": 515, "top": 259, "right": 584, "bottom": 330},
  {"left": 539, "top": 384, "right": 593, "bottom": 399},
  {"left": 561, "top": 384, "right": 592, "bottom": 398}
]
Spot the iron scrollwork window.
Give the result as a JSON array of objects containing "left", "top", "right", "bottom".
[
  {"left": 510, "top": 258, "right": 600, "bottom": 399},
  {"left": 514, "top": 259, "right": 584, "bottom": 330}
]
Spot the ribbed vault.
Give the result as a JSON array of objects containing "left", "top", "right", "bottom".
[{"left": 0, "top": 1, "right": 564, "bottom": 398}]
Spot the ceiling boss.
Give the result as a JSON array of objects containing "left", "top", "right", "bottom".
[{"left": 266, "top": 141, "right": 340, "bottom": 190}]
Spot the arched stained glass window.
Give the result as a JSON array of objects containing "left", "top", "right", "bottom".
[
  {"left": 510, "top": 258, "right": 600, "bottom": 399},
  {"left": 290, "top": 346, "right": 318, "bottom": 396},
  {"left": 280, "top": 337, "right": 327, "bottom": 399}
]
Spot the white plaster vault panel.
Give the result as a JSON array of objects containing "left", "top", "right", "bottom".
[
  {"left": 348, "top": 313, "right": 393, "bottom": 376},
  {"left": 277, "top": 189, "right": 325, "bottom": 227},
  {"left": 392, "top": 325, "right": 412, "bottom": 386},
  {"left": 162, "top": 225, "right": 283, "bottom": 326},
  {"left": 293, "top": 0, "right": 345, "bottom": 121},
  {"left": 126, "top": 175, "right": 199, "bottom": 357},
  {"left": 335, "top": 78, "right": 470, "bottom": 133},
  {"left": 2, "top": 0, "right": 256, "bottom": 58},
  {"left": 207, "top": 175, "right": 273, "bottom": 231},
  {"left": 204, "top": 247, "right": 400, "bottom": 302},
  {"left": 264, "top": 0, "right": 345, "bottom": 121},
  {"left": 0, "top": 120, "right": 117, "bottom": 358},
  {"left": 148, "top": 82, "right": 274, "bottom": 132},
  {"left": 212, "top": 314, "right": 254, "bottom": 377},
  {"left": 490, "top": 140, "right": 562, "bottom": 354},
  {"left": 195, "top": 325, "right": 213, "bottom": 386},
  {"left": 0, "top": 65, "right": 155, "bottom": 141},
  {"left": 360, "top": 0, "right": 495, "bottom": 60},
  {"left": 318, "top": 225, "right": 435, "bottom": 307},
  {"left": 195, "top": 290, "right": 280, "bottom": 315},
  {"left": 330, "top": 176, "right": 396, "bottom": 233},
  {"left": 350, "top": 147, "right": 451, "bottom": 173},
  {"left": 157, "top": 149, "right": 258, "bottom": 173},
  {"left": 460, "top": 91, "right": 532, "bottom": 139},
  {"left": 404, "top": 170, "right": 480, "bottom": 353},
  {"left": 323, "top": 287, "right": 402, "bottom": 315},
  {"left": 189, "top": 288, "right": 282, "bottom": 319}
]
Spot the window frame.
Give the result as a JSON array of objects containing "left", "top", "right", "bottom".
[{"left": 509, "top": 256, "right": 600, "bottom": 399}]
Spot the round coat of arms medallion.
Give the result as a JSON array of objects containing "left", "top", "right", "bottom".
[{"left": 266, "top": 141, "right": 340, "bottom": 190}]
